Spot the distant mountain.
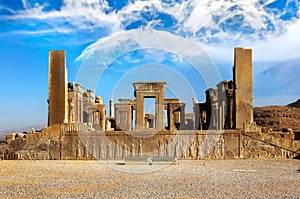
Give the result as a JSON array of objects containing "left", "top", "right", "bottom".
[{"left": 288, "top": 99, "right": 300, "bottom": 108}]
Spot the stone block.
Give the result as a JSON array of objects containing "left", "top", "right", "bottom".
[
  {"left": 125, "top": 156, "right": 151, "bottom": 165},
  {"left": 151, "top": 156, "right": 178, "bottom": 165}
]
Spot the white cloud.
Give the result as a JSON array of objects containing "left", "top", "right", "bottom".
[
  {"left": 75, "top": 29, "right": 222, "bottom": 91},
  {"left": 1, "top": 0, "right": 121, "bottom": 38},
  {"left": 21, "top": 0, "right": 31, "bottom": 10},
  {"left": 0, "top": 28, "right": 73, "bottom": 36},
  {"left": 0, "top": 5, "right": 15, "bottom": 14},
  {"left": 1, "top": 0, "right": 299, "bottom": 44},
  {"left": 1, "top": 0, "right": 300, "bottom": 86},
  {"left": 201, "top": 17, "right": 300, "bottom": 64}
]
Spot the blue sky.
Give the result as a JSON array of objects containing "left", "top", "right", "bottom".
[{"left": 0, "top": 0, "right": 299, "bottom": 131}]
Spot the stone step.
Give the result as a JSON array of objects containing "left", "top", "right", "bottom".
[
  {"left": 151, "top": 157, "right": 178, "bottom": 165},
  {"left": 125, "top": 156, "right": 151, "bottom": 165}
]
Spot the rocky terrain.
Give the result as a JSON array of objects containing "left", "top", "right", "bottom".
[
  {"left": 254, "top": 99, "right": 300, "bottom": 133},
  {"left": 254, "top": 106, "right": 300, "bottom": 131}
]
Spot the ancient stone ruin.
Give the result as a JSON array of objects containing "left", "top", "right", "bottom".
[{"left": 3, "top": 48, "right": 300, "bottom": 160}]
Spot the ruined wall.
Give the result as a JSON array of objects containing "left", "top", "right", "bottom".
[
  {"left": 241, "top": 131, "right": 299, "bottom": 158},
  {"left": 48, "top": 50, "right": 68, "bottom": 126},
  {"left": 0, "top": 143, "right": 9, "bottom": 159},
  {"left": 56, "top": 130, "right": 238, "bottom": 160},
  {"left": 61, "top": 130, "right": 299, "bottom": 160},
  {"left": 5, "top": 124, "right": 61, "bottom": 160},
  {"left": 5, "top": 126, "right": 299, "bottom": 160}
]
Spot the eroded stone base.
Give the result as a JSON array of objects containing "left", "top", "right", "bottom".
[{"left": 4, "top": 124, "right": 300, "bottom": 160}]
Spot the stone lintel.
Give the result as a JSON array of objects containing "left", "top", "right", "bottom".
[
  {"left": 118, "top": 98, "right": 133, "bottom": 104},
  {"left": 168, "top": 102, "right": 186, "bottom": 110},
  {"left": 164, "top": 98, "right": 180, "bottom": 104},
  {"left": 133, "top": 82, "right": 166, "bottom": 92}
]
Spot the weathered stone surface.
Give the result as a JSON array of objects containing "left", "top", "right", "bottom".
[
  {"left": 48, "top": 50, "right": 68, "bottom": 126},
  {"left": 0, "top": 143, "right": 8, "bottom": 159},
  {"left": 233, "top": 47, "right": 253, "bottom": 129},
  {"left": 241, "top": 131, "right": 299, "bottom": 159},
  {"left": 5, "top": 125, "right": 299, "bottom": 160}
]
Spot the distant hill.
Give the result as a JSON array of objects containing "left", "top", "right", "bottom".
[
  {"left": 254, "top": 99, "right": 300, "bottom": 131},
  {"left": 288, "top": 99, "right": 300, "bottom": 108}
]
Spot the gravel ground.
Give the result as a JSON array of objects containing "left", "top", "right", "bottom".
[{"left": 0, "top": 159, "right": 299, "bottom": 198}]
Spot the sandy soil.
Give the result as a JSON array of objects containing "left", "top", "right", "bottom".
[{"left": 0, "top": 159, "right": 299, "bottom": 198}]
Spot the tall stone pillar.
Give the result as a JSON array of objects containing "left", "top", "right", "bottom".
[
  {"left": 167, "top": 104, "right": 176, "bottom": 131},
  {"left": 155, "top": 90, "right": 165, "bottom": 131},
  {"left": 225, "top": 81, "right": 234, "bottom": 129},
  {"left": 179, "top": 103, "right": 186, "bottom": 130},
  {"left": 109, "top": 99, "right": 114, "bottom": 118},
  {"left": 217, "top": 81, "right": 228, "bottom": 130},
  {"left": 48, "top": 50, "right": 68, "bottom": 126},
  {"left": 135, "top": 94, "right": 144, "bottom": 131},
  {"left": 233, "top": 48, "right": 253, "bottom": 129}
]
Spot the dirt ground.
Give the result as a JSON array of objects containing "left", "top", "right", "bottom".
[{"left": 0, "top": 159, "right": 299, "bottom": 198}]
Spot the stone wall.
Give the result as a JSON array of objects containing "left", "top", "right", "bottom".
[
  {"left": 241, "top": 131, "right": 300, "bottom": 158},
  {"left": 4, "top": 126, "right": 300, "bottom": 160},
  {"left": 0, "top": 143, "right": 8, "bottom": 159}
]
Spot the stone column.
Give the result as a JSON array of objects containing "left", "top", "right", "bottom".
[
  {"left": 167, "top": 104, "right": 176, "bottom": 131},
  {"left": 155, "top": 91, "right": 165, "bottom": 131},
  {"left": 217, "top": 81, "right": 227, "bottom": 130},
  {"left": 100, "top": 105, "right": 106, "bottom": 130},
  {"left": 135, "top": 94, "right": 144, "bottom": 131},
  {"left": 193, "top": 103, "right": 200, "bottom": 130},
  {"left": 226, "top": 85, "right": 234, "bottom": 129},
  {"left": 179, "top": 103, "right": 186, "bottom": 130},
  {"left": 109, "top": 99, "right": 114, "bottom": 118},
  {"left": 233, "top": 48, "right": 253, "bottom": 129},
  {"left": 48, "top": 50, "right": 68, "bottom": 126}
]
